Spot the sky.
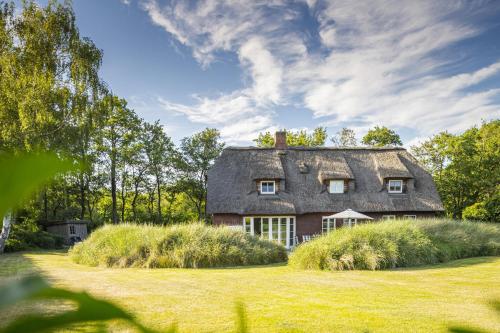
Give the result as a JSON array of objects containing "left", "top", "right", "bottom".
[{"left": 28, "top": 0, "right": 500, "bottom": 146}]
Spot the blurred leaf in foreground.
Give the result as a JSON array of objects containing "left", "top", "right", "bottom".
[
  {"left": 0, "top": 276, "right": 172, "bottom": 333},
  {"left": 0, "top": 153, "right": 75, "bottom": 253},
  {"left": 0, "top": 153, "right": 75, "bottom": 219}
]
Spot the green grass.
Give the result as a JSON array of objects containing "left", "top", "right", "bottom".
[
  {"left": 289, "top": 219, "right": 500, "bottom": 271},
  {"left": 0, "top": 251, "right": 499, "bottom": 332},
  {"left": 69, "top": 223, "right": 287, "bottom": 268}
]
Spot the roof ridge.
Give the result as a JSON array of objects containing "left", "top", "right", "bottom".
[{"left": 225, "top": 146, "right": 407, "bottom": 151}]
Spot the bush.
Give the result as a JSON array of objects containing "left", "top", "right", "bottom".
[
  {"left": 288, "top": 219, "right": 500, "bottom": 271},
  {"left": 463, "top": 202, "right": 489, "bottom": 221},
  {"left": 69, "top": 223, "right": 287, "bottom": 268},
  {"left": 5, "top": 225, "right": 65, "bottom": 252}
]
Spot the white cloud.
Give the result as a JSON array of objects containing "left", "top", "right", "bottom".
[
  {"left": 158, "top": 91, "right": 276, "bottom": 144},
  {"left": 239, "top": 37, "right": 283, "bottom": 105},
  {"left": 143, "top": 0, "right": 500, "bottom": 143}
]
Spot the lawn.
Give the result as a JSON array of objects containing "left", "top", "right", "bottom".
[{"left": 0, "top": 252, "right": 499, "bottom": 333}]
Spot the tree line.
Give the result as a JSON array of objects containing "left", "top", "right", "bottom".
[{"left": 0, "top": 1, "right": 226, "bottom": 253}]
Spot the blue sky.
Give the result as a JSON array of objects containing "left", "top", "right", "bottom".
[{"left": 29, "top": 1, "right": 500, "bottom": 145}]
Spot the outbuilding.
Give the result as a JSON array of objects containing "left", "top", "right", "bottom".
[{"left": 41, "top": 220, "right": 89, "bottom": 245}]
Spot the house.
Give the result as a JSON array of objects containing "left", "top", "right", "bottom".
[
  {"left": 207, "top": 131, "right": 444, "bottom": 249},
  {"left": 41, "top": 220, "right": 89, "bottom": 245}
]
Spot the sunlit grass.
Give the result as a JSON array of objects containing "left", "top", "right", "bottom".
[
  {"left": 69, "top": 224, "right": 287, "bottom": 268},
  {"left": 1, "top": 251, "right": 499, "bottom": 332},
  {"left": 289, "top": 219, "right": 500, "bottom": 271}
]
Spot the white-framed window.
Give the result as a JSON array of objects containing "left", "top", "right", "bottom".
[
  {"left": 322, "top": 217, "right": 336, "bottom": 233},
  {"left": 388, "top": 180, "right": 403, "bottom": 193},
  {"left": 329, "top": 180, "right": 344, "bottom": 194},
  {"left": 404, "top": 215, "right": 416, "bottom": 219},
  {"left": 243, "top": 216, "right": 296, "bottom": 249},
  {"left": 382, "top": 215, "right": 396, "bottom": 220},
  {"left": 69, "top": 225, "right": 76, "bottom": 235},
  {"left": 260, "top": 181, "right": 275, "bottom": 194}
]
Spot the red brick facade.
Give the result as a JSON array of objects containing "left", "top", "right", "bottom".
[{"left": 213, "top": 211, "right": 438, "bottom": 240}]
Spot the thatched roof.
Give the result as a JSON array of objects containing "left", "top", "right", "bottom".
[{"left": 207, "top": 147, "right": 444, "bottom": 215}]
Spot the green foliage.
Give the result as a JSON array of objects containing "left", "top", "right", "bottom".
[
  {"left": 361, "top": 126, "right": 403, "bottom": 147},
  {"left": 0, "top": 1, "right": 225, "bottom": 231},
  {"left": 0, "top": 153, "right": 74, "bottom": 253},
  {"left": 288, "top": 219, "right": 500, "bottom": 271},
  {"left": 412, "top": 120, "right": 500, "bottom": 221},
  {"left": 0, "top": 275, "right": 169, "bottom": 333},
  {"left": 254, "top": 127, "right": 327, "bottom": 147},
  {"left": 463, "top": 202, "right": 489, "bottom": 221},
  {"left": 5, "top": 226, "right": 63, "bottom": 252},
  {"left": 69, "top": 223, "right": 287, "bottom": 268},
  {"left": 0, "top": 153, "right": 74, "bottom": 219},
  {"left": 0, "top": 0, "right": 103, "bottom": 153},
  {"left": 175, "top": 128, "right": 225, "bottom": 221}
]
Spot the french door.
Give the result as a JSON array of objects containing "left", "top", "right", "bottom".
[{"left": 243, "top": 216, "right": 295, "bottom": 249}]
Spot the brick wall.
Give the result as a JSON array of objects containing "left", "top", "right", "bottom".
[
  {"left": 213, "top": 214, "right": 242, "bottom": 226},
  {"left": 214, "top": 211, "right": 438, "bottom": 241}
]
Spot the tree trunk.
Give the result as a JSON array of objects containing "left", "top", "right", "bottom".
[
  {"left": 120, "top": 172, "right": 126, "bottom": 223},
  {"left": 79, "top": 171, "right": 86, "bottom": 220},
  {"left": 156, "top": 175, "right": 162, "bottom": 224},
  {"left": 87, "top": 197, "right": 94, "bottom": 223},
  {"left": 111, "top": 135, "right": 118, "bottom": 224},
  {"left": 0, "top": 212, "right": 12, "bottom": 254},
  {"left": 131, "top": 180, "right": 140, "bottom": 222}
]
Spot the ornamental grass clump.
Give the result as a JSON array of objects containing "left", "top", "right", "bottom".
[
  {"left": 288, "top": 219, "right": 500, "bottom": 271},
  {"left": 69, "top": 223, "right": 287, "bottom": 268}
]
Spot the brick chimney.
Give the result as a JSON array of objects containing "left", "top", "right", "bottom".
[{"left": 275, "top": 131, "right": 287, "bottom": 149}]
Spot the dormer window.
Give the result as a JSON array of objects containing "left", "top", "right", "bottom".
[
  {"left": 260, "top": 181, "right": 275, "bottom": 195},
  {"left": 388, "top": 180, "right": 403, "bottom": 193},
  {"left": 329, "top": 180, "right": 344, "bottom": 194}
]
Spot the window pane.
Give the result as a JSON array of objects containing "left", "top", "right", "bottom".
[
  {"left": 271, "top": 218, "right": 279, "bottom": 240},
  {"left": 329, "top": 180, "right": 344, "bottom": 193},
  {"left": 262, "top": 218, "right": 269, "bottom": 239},
  {"left": 261, "top": 181, "right": 275, "bottom": 194},
  {"left": 280, "top": 218, "right": 287, "bottom": 245},
  {"left": 244, "top": 217, "right": 252, "bottom": 233},
  {"left": 254, "top": 218, "right": 262, "bottom": 236},
  {"left": 388, "top": 180, "right": 402, "bottom": 192}
]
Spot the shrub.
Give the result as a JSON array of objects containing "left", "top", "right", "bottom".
[
  {"left": 5, "top": 227, "right": 65, "bottom": 252},
  {"left": 463, "top": 202, "right": 489, "bottom": 221},
  {"left": 69, "top": 223, "right": 287, "bottom": 268},
  {"left": 288, "top": 219, "right": 500, "bottom": 271}
]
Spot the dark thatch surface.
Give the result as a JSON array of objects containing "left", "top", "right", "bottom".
[{"left": 207, "top": 147, "right": 444, "bottom": 215}]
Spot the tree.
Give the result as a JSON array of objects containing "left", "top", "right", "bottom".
[
  {"left": 0, "top": 0, "right": 103, "bottom": 248},
  {"left": 361, "top": 126, "right": 403, "bottom": 147},
  {"left": 176, "top": 128, "right": 225, "bottom": 221},
  {"left": 97, "top": 96, "right": 141, "bottom": 224},
  {"left": 412, "top": 120, "right": 500, "bottom": 221},
  {"left": 331, "top": 128, "right": 357, "bottom": 147},
  {"left": 254, "top": 127, "right": 327, "bottom": 147},
  {"left": 143, "top": 121, "right": 175, "bottom": 224}
]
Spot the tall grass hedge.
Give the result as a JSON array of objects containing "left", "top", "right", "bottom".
[
  {"left": 288, "top": 219, "right": 500, "bottom": 271},
  {"left": 69, "top": 223, "right": 287, "bottom": 268}
]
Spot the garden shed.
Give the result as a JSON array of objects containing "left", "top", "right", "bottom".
[{"left": 41, "top": 220, "right": 89, "bottom": 245}]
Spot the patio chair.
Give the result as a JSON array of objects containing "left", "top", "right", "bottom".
[{"left": 302, "top": 235, "right": 311, "bottom": 242}]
